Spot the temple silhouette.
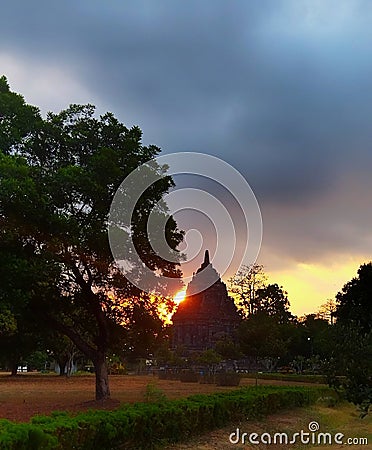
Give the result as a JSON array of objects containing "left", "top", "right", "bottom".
[{"left": 172, "top": 250, "right": 241, "bottom": 352}]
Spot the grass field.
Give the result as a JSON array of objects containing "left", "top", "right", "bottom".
[{"left": 0, "top": 372, "right": 325, "bottom": 422}]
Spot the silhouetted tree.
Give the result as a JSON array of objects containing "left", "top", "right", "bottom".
[
  {"left": 336, "top": 263, "right": 372, "bottom": 334},
  {"left": 228, "top": 264, "right": 266, "bottom": 316},
  {"left": 316, "top": 299, "right": 337, "bottom": 324},
  {"left": 255, "top": 283, "right": 293, "bottom": 324},
  {"left": 238, "top": 313, "right": 287, "bottom": 360},
  {"left": 333, "top": 263, "right": 372, "bottom": 415},
  {"left": 0, "top": 77, "right": 183, "bottom": 399}
]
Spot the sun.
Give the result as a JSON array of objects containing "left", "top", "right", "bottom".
[{"left": 173, "top": 289, "right": 186, "bottom": 305}]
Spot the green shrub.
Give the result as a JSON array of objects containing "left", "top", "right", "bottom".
[
  {"left": 242, "top": 372, "right": 327, "bottom": 383},
  {"left": 316, "top": 394, "right": 339, "bottom": 408},
  {"left": 157, "top": 370, "right": 167, "bottom": 380},
  {"left": 144, "top": 383, "right": 167, "bottom": 403},
  {"left": 157, "top": 370, "right": 179, "bottom": 380},
  {"left": 215, "top": 372, "right": 241, "bottom": 386},
  {"left": 179, "top": 371, "right": 199, "bottom": 383},
  {"left": 0, "top": 386, "right": 332, "bottom": 449},
  {"left": 199, "top": 374, "right": 215, "bottom": 384}
]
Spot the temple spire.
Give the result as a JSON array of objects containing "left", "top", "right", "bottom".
[
  {"left": 195, "top": 249, "right": 212, "bottom": 274},
  {"left": 204, "top": 249, "right": 210, "bottom": 265}
]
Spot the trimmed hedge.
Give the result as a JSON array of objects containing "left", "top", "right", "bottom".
[
  {"left": 0, "top": 386, "right": 333, "bottom": 449},
  {"left": 199, "top": 374, "right": 215, "bottom": 384},
  {"left": 179, "top": 372, "right": 199, "bottom": 383},
  {"left": 243, "top": 373, "right": 328, "bottom": 383},
  {"left": 215, "top": 373, "right": 241, "bottom": 386}
]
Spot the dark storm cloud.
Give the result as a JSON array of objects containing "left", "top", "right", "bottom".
[{"left": 2, "top": 0, "right": 372, "bottom": 267}]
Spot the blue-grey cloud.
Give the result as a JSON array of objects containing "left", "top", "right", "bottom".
[{"left": 2, "top": 0, "right": 372, "bottom": 270}]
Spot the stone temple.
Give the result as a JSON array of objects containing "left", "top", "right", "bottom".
[{"left": 172, "top": 250, "right": 241, "bottom": 352}]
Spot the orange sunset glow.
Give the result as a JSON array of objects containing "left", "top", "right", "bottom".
[{"left": 173, "top": 289, "right": 186, "bottom": 305}]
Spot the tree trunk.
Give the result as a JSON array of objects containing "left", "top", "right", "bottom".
[
  {"left": 46, "top": 313, "right": 111, "bottom": 399},
  {"left": 58, "top": 358, "right": 67, "bottom": 376},
  {"left": 66, "top": 353, "right": 74, "bottom": 377},
  {"left": 94, "top": 353, "right": 110, "bottom": 400},
  {"left": 10, "top": 362, "right": 18, "bottom": 376}
]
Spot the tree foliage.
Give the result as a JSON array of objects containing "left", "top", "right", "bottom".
[
  {"left": 336, "top": 263, "right": 372, "bottom": 334},
  {"left": 333, "top": 263, "right": 372, "bottom": 415},
  {"left": 0, "top": 76, "right": 183, "bottom": 398},
  {"left": 316, "top": 299, "right": 337, "bottom": 324},
  {"left": 255, "top": 283, "right": 293, "bottom": 323},
  {"left": 238, "top": 313, "right": 286, "bottom": 359},
  {"left": 228, "top": 264, "right": 267, "bottom": 316}
]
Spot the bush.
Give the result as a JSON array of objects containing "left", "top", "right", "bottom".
[
  {"left": 143, "top": 383, "right": 167, "bottom": 403},
  {"left": 179, "top": 371, "right": 199, "bottom": 383},
  {"left": 242, "top": 372, "right": 328, "bottom": 384},
  {"left": 157, "top": 370, "right": 180, "bottom": 380},
  {"left": 215, "top": 373, "right": 241, "bottom": 386},
  {"left": 0, "top": 386, "right": 332, "bottom": 449},
  {"left": 157, "top": 370, "right": 167, "bottom": 380},
  {"left": 199, "top": 374, "right": 215, "bottom": 384},
  {"left": 316, "top": 395, "right": 339, "bottom": 408}
]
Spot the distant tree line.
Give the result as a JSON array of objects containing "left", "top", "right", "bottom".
[{"left": 229, "top": 263, "right": 371, "bottom": 415}]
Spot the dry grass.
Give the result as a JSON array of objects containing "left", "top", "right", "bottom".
[
  {"left": 165, "top": 402, "right": 372, "bottom": 450},
  {"left": 0, "top": 372, "right": 320, "bottom": 423}
]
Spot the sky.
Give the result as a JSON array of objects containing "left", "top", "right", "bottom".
[{"left": 1, "top": 0, "right": 372, "bottom": 316}]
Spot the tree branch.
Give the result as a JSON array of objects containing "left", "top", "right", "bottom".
[{"left": 46, "top": 315, "right": 97, "bottom": 361}]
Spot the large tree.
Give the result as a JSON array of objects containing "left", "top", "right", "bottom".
[
  {"left": 333, "top": 263, "right": 372, "bottom": 415},
  {"left": 228, "top": 264, "right": 267, "bottom": 316},
  {"left": 336, "top": 263, "right": 372, "bottom": 334},
  {"left": 0, "top": 77, "right": 183, "bottom": 399},
  {"left": 238, "top": 312, "right": 286, "bottom": 360},
  {"left": 0, "top": 231, "right": 58, "bottom": 374},
  {"left": 255, "top": 283, "right": 293, "bottom": 324},
  {"left": 316, "top": 299, "right": 337, "bottom": 325}
]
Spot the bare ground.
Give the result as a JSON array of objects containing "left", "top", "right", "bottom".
[{"left": 0, "top": 373, "right": 321, "bottom": 422}]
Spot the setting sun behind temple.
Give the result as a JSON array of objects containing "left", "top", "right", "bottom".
[{"left": 173, "top": 289, "right": 186, "bottom": 305}]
